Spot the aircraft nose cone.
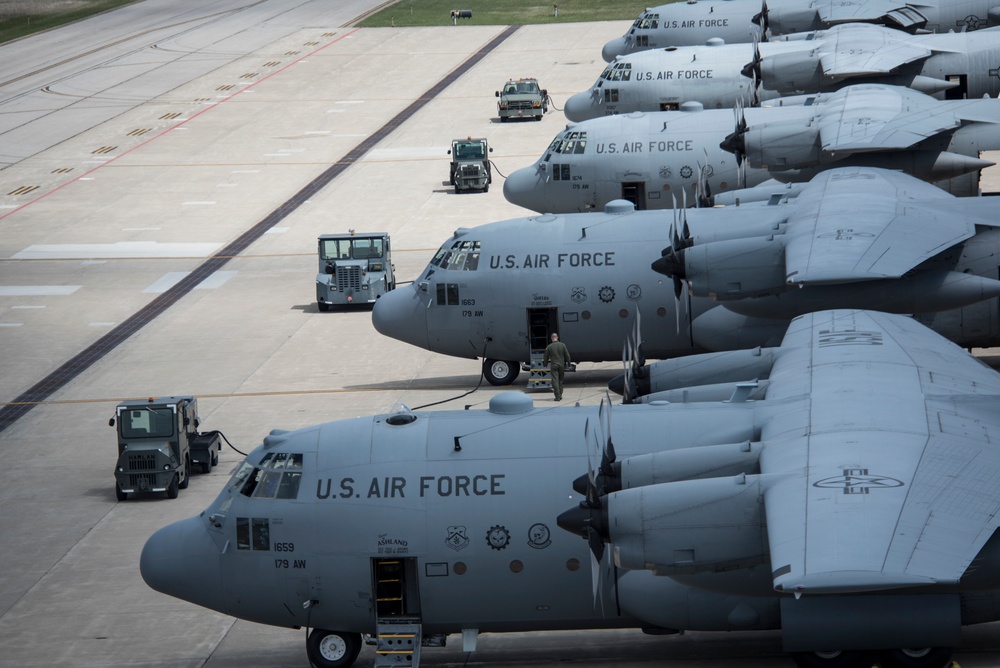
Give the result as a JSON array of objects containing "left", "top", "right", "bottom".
[
  {"left": 602, "top": 37, "right": 628, "bottom": 62},
  {"left": 503, "top": 165, "right": 548, "bottom": 214},
  {"left": 372, "top": 285, "right": 430, "bottom": 350},
  {"left": 141, "top": 516, "right": 225, "bottom": 614},
  {"left": 564, "top": 91, "right": 599, "bottom": 123}
]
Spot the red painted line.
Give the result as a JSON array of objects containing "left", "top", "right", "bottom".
[{"left": 0, "top": 27, "right": 361, "bottom": 223}]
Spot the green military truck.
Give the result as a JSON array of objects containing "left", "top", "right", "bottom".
[
  {"left": 496, "top": 77, "right": 548, "bottom": 122},
  {"left": 448, "top": 137, "right": 492, "bottom": 192},
  {"left": 111, "top": 396, "right": 221, "bottom": 500},
  {"left": 316, "top": 232, "right": 395, "bottom": 310}
]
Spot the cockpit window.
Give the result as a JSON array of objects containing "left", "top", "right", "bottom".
[
  {"left": 601, "top": 63, "right": 631, "bottom": 82},
  {"left": 547, "top": 131, "right": 588, "bottom": 155},
  {"left": 235, "top": 452, "right": 304, "bottom": 500},
  {"left": 637, "top": 13, "right": 659, "bottom": 29},
  {"left": 429, "top": 240, "right": 481, "bottom": 271}
]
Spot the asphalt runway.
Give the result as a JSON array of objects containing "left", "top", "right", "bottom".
[{"left": 2, "top": 2, "right": 1000, "bottom": 667}]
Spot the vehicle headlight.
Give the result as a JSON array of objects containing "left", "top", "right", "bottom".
[{"left": 370, "top": 262, "right": 383, "bottom": 271}]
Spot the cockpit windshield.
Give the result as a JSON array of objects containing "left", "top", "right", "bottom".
[
  {"left": 428, "top": 239, "right": 481, "bottom": 274},
  {"left": 320, "top": 237, "right": 385, "bottom": 261},
  {"left": 229, "top": 452, "right": 304, "bottom": 500},
  {"left": 546, "top": 131, "right": 588, "bottom": 156},
  {"left": 633, "top": 13, "right": 659, "bottom": 29},
  {"left": 599, "top": 62, "right": 632, "bottom": 82}
]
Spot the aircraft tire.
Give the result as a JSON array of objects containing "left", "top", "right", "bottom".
[
  {"left": 790, "top": 651, "right": 870, "bottom": 668},
  {"left": 880, "top": 647, "right": 952, "bottom": 668},
  {"left": 483, "top": 358, "right": 518, "bottom": 385},
  {"left": 178, "top": 456, "right": 190, "bottom": 489},
  {"left": 166, "top": 474, "right": 179, "bottom": 499},
  {"left": 306, "top": 629, "right": 361, "bottom": 668},
  {"left": 115, "top": 483, "right": 127, "bottom": 501}
]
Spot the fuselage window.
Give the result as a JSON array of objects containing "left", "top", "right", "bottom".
[
  {"left": 236, "top": 517, "right": 272, "bottom": 551},
  {"left": 436, "top": 283, "right": 460, "bottom": 305}
]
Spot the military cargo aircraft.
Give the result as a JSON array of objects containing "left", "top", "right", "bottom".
[
  {"left": 504, "top": 84, "right": 1000, "bottom": 214},
  {"left": 142, "top": 308, "right": 1000, "bottom": 668},
  {"left": 602, "top": 0, "right": 1000, "bottom": 59},
  {"left": 568, "top": 23, "right": 1000, "bottom": 121},
  {"left": 375, "top": 167, "right": 1000, "bottom": 385}
]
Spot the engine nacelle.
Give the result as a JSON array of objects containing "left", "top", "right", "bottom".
[
  {"left": 609, "top": 474, "right": 767, "bottom": 574},
  {"left": 744, "top": 120, "right": 821, "bottom": 171},
  {"left": 760, "top": 51, "right": 823, "bottom": 93},
  {"left": 684, "top": 236, "right": 787, "bottom": 299},
  {"left": 639, "top": 346, "right": 779, "bottom": 396},
  {"left": 768, "top": 5, "right": 822, "bottom": 33},
  {"left": 613, "top": 441, "right": 763, "bottom": 491}
]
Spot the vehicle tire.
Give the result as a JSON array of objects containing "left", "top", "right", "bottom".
[
  {"left": 201, "top": 457, "right": 212, "bottom": 474},
  {"left": 500, "top": 116, "right": 507, "bottom": 123},
  {"left": 211, "top": 450, "right": 219, "bottom": 466},
  {"left": 880, "top": 648, "right": 953, "bottom": 668},
  {"left": 483, "top": 183, "right": 489, "bottom": 193},
  {"left": 318, "top": 302, "right": 329, "bottom": 312},
  {"left": 178, "top": 456, "right": 190, "bottom": 489},
  {"left": 535, "top": 114, "right": 542, "bottom": 121},
  {"left": 167, "top": 474, "right": 179, "bottom": 499},
  {"left": 306, "top": 629, "right": 361, "bottom": 668},
  {"left": 115, "top": 483, "right": 128, "bottom": 501},
  {"left": 483, "top": 358, "right": 518, "bottom": 385},
  {"left": 790, "top": 651, "right": 869, "bottom": 668}
]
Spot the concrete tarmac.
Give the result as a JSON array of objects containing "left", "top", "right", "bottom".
[{"left": 1, "top": 2, "right": 1000, "bottom": 667}]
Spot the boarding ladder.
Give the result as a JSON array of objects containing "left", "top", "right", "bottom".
[
  {"left": 374, "top": 559, "right": 422, "bottom": 667},
  {"left": 526, "top": 351, "right": 552, "bottom": 392}
]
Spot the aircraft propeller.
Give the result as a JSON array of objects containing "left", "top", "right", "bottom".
[
  {"left": 696, "top": 150, "right": 713, "bottom": 207},
  {"left": 558, "top": 416, "right": 617, "bottom": 611},
  {"left": 740, "top": 35, "right": 764, "bottom": 107},
  {"left": 751, "top": 0, "right": 770, "bottom": 40},
  {"left": 719, "top": 102, "right": 749, "bottom": 188}
]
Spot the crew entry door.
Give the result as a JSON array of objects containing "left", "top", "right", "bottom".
[
  {"left": 621, "top": 181, "right": 646, "bottom": 209},
  {"left": 528, "top": 308, "right": 558, "bottom": 358}
]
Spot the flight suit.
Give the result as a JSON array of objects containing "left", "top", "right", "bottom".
[{"left": 543, "top": 338, "right": 571, "bottom": 400}]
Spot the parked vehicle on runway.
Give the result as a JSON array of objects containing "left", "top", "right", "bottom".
[
  {"left": 316, "top": 232, "right": 395, "bottom": 309},
  {"left": 496, "top": 77, "right": 548, "bottom": 122},
  {"left": 111, "top": 396, "right": 221, "bottom": 500},
  {"left": 447, "top": 137, "right": 492, "bottom": 192}
]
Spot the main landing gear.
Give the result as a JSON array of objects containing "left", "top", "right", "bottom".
[
  {"left": 791, "top": 647, "right": 953, "bottom": 668},
  {"left": 306, "top": 629, "right": 361, "bottom": 668},
  {"left": 483, "top": 358, "right": 519, "bottom": 385}
]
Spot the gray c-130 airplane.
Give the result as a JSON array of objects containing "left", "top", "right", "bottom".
[
  {"left": 568, "top": 23, "right": 1000, "bottom": 122},
  {"left": 375, "top": 167, "right": 1000, "bottom": 385},
  {"left": 504, "top": 84, "right": 1000, "bottom": 214},
  {"left": 142, "top": 308, "right": 1000, "bottom": 668},
  {"left": 602, "top": 0, "right": 1000, "bottom": 59}
]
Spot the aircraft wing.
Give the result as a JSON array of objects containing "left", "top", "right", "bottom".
[
  {"left": 818, "top": 25, "right": 931, "bottom": 78},
  {"left": 782, "top": 169, "right": 978, "bottom": 284},
  {"left": 816, "top": 86, "right": 962, "bottom": 153},
  {"left": 760, "top": 310, "right": 1000, "bottom": 595}
]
